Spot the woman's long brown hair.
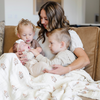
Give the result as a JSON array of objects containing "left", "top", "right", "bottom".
[{"left": 37, "top": 1, "right": 70, "bottom": 43}]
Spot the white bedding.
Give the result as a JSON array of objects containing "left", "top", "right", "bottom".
[{"left": 0, "top": 53, "right": 100, "bottom": 100}]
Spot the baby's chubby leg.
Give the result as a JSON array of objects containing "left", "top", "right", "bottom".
[{"left": 30, "top": 61, "right": 52, "bottom": 77}]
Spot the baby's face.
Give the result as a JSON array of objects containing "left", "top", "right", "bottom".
[{"left": 18, "top": 42, "right": 30, "bottom": 51}]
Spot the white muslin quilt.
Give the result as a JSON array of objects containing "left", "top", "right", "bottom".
[{"left": 0, "top": 53, "right": 100, "bottom": 100}]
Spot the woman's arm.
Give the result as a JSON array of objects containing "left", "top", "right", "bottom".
[
  {"left": 70, "top": 48, "right": 90, "bottom": 69},
  {"left": 44, "top": 48, "right": 90, "bottom": 75}
]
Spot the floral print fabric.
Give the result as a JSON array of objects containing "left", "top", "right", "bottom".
[{"left": 0, "top": 53, "right": 100, "bottom": 100}]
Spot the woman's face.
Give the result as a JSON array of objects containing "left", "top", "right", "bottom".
[{"left": 40, "top": 9, "right": 48, "bottom": 29}]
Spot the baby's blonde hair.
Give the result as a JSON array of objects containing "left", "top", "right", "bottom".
[
  {"left": 15, "top": 18, "right": 36, "bottom": 35},
  {"left": 48, "top": 28, "right": 71, "bottom": 48}
]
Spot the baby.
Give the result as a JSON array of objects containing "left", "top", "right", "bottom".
[{"left": 13, "top": 39, "right": 52, "bottom": 77}]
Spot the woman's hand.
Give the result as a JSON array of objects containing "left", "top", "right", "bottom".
[
  {"left": 43, "top": 64, "right": 70, "bottom": 75},
  {"left": 44, "top": 48, "right": 90, "bottom": 75},
  {"left": 16, "top": 51, "right": 28, "bottom": 65}
]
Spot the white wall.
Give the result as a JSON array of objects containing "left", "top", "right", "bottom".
[
  {"left": 63, "top": 0, "right": 78, "bottom": 24},
  {"left": 3, "top": 0, "right": 85, "bottom": 25},
  {"left": 85, "top": 0, "right": 99, "bottom": 23},
  {"left": 63, "top": 0, "right": 85, "bottom": 24},
  {"left": 0, "top": 0, "right": 5, "bottom": 21},
  {"left": 5, "top": 0, "right": 39, "bottom": 26}
]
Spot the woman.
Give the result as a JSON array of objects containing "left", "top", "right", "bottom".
[{"left": 18, "top": 1, "right": 90, "bottom": 75}]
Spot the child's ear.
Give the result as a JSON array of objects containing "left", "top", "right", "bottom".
[
  {"left": 60, "top": 41, "right": 65, "bottom": 48},
  {"left": 17, "top": 33, "right": 20, "bottom": 38}
]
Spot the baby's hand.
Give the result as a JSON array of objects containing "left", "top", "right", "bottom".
[{"left": 29, "top": 49, "right": 40, "bottom": 57}]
